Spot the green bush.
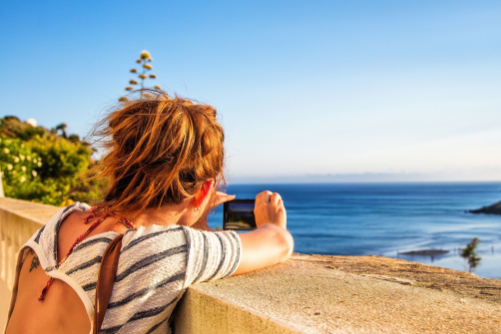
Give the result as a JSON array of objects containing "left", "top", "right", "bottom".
[{"left": 0, "top": 117, "right": 104, "bottom": 206}]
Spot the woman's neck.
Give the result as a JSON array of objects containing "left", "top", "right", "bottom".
[{"left": 123, "top": 203, "right": 190, "bottom": 228}]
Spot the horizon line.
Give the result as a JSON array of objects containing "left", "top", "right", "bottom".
[{"left": 226, "top": 180, "right": 501, "bottom": 185}]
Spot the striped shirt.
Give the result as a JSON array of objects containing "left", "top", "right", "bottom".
[{"left": 13, "top": 202, "right": 242, "bottom": 334}]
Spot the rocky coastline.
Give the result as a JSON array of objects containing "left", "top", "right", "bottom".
[{"left": 469, "top": 200, "right": 501, "bottom": 215}]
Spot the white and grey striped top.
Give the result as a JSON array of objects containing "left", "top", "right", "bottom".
[{"left": 16, "top": 202, "right": 242, "bottom": 334}]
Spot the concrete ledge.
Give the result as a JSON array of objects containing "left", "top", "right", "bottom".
[
  {"left": 174, "top": 288, "right": 303, "bottom": 334},
  {"left": 0, "top": 197, "right": 59, "bottom": 287},
  {"left": 294, "top": 254, "right": 501, "bottom": 304},
  {"left": 175, "top": 254, "right": 501, "bottom": 334},
  {"left": 0, "top": 197, "right": 60, "bottom": 225}
]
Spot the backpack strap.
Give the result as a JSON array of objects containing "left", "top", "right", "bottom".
[{"left": 94, "top": 234, "right": 123, "bottom": 334}]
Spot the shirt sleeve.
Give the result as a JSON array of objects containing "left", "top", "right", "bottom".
[{"left": 182, "top": 227, "right": 242, "bottom": 287}]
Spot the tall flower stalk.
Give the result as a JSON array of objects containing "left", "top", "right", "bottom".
[{"left": 119, "top": 50, "right": 161, "bottom": 102}]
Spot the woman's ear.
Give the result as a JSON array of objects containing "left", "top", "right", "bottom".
[{"left": 193, "top": 180, "right": 214, "bottom": 208}]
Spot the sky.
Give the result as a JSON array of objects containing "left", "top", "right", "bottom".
[{"left": 1, "top": 1, "right": 501, "bottom": 183}]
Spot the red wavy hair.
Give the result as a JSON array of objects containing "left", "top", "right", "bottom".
[{"left": 89, "top": 90, "right": 225, "bottom": 214}]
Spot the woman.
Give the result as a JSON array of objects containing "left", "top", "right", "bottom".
[{"left": 5, "top": 92, "right": 294, "bottom": 334}]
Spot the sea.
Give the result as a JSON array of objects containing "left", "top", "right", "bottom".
[{"left": 207, "top": 182, "right": 501, "bottom": 279}]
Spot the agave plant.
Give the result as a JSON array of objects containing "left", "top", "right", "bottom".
[{"left": 119, "top": 50, "right": 159, "bottom": 101}]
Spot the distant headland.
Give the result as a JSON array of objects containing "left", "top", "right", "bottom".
[{"left": 469, "top": 200, "right": 501, "bottom": 215}]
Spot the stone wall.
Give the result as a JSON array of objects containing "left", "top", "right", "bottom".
[
  {"left": 0, "top": 198, "right": 59, "bottom": 290},
  {"left": 1, "top": 198, "right": 501, "bottom": 333}
]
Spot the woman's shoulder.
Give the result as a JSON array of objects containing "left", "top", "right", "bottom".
[
  {"left": 27, "top": 202, "right": 90, "bottom": 243},
  {"left": 120, "top": 224, "right": 190, "bottom": 254},
  {"left": 21, "top": 202, "right": 92, "bottom": 269}
]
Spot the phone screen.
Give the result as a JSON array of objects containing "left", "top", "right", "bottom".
[{"left": 223, "top": 199, "right": 256, "bottom": 230}]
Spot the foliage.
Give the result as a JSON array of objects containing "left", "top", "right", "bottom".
[
  {"left": 0, "top": 117, "right": 105, "bottom": 206},
  {"left": 461, "top": 237, "right": 481, "bottom": 273},
  {"left": 119, "top": 50, "right": 160, "bottom": 101},
  {"left": 1, "top": 116, "right": 45, "bottom": 140},
  {"left": 55, "top": 123, "right": 68, "bottom": 138}
]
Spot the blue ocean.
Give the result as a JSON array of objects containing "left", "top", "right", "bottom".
[{"left": 207, "top": 182, "right": 501, "bottom": 279}]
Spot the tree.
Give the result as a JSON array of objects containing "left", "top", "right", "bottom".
[
  {"left": 0, "top": 117, "right": 104, "bottom": 206},
  {"left": 119, "top": 50, "right": 161, "bottom": 101},
  {"left": 68, "top": 134, "right": 80, "bottom": 143},
  {"left": 55, "top": 123, "right": 68, "bottom": 138},
  {"left": 461, "top": 237, "right": 481, "bottom": 273}
]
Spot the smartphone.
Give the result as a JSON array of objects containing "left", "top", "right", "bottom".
[{"left": 223, "top": 199, "right": 257, "bottom": 230}]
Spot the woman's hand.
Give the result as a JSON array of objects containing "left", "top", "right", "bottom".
[
  {"left": 191, "top": 191, "right": 235, "bottom": 231},
  {"left": 233, "top": 190, "right": 293, "bottom": 276},
  {"left": 254, "top": 191, "right": 287, "bottom": 229}
]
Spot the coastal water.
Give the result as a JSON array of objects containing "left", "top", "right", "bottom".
[{"left": 207, "top": 182, "right": 501, "bottom": 279}]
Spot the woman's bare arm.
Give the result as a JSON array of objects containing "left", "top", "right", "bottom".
[{"left": 233, "top": 191, "right": 294, "bottom": 275}]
